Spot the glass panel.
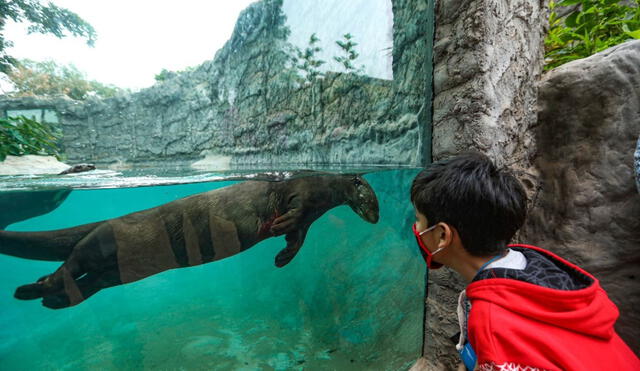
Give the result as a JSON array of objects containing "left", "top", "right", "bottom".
[
  {"left": 0, "top": 170, "right": 424, "bottom": 370},
  {"left": 1, "top": 0, "right": 433, "bottom": 369}
]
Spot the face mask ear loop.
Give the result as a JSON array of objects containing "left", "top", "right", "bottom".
[
  {"left": 419, "top": 224, "right": 438, "bottom": 236},
  {"left": 414, "top": 223, "right": 444, "bottom": 269}
]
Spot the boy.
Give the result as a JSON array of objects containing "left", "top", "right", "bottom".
[{"left": 410, "top": 152, "right": 639, "bottom": 371}]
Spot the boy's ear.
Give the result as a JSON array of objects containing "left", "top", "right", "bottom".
[{"left": 436, "top": 222, "right": 455, "bottom": 249}]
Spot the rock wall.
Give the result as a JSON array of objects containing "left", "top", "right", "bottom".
[
  {"left": 521, "top": 40, "right": 640, "bottom": 354},
  {"left": 423, "top": 0, "right": 547, "bottom": 368},
  {"left": 0, "top": 0, "right": 430, "bottom": 168},
  {"left": 431, "top": 0, "right": 543, "bottom": 167}
]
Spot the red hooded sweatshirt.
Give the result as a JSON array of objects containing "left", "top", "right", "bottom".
[{"left": 464, "top": 244, "right": 639, "bottom": 371}]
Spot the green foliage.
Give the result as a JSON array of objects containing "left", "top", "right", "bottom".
[
  {"left": 287, "top": 32, "right": 366, "bottom": 87},
  {"left": 293, "top": 33, "right": 326, "bottom": 84},
  {"left": 154, "top": 66, "right": 196, "bottom": 82},
  {"left": 0, "top": 0, "right": 96, "bottom": 74},
  {"left": 334, "top": 33, "right": 364, "bottom": 73},
  {"left": 154, "top": 68, "right": 176, "bottom": 82},
  {"left": 7, "top": 59, "right": 121, "bottom": 100},
  {"left": 545, "top": 0, "right": 640, "bottom": 70},
  {"left": 0, "top": 116, "right": 62, "bottom": 161}
]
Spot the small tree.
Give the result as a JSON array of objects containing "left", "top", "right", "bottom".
[
  {"left": 154, "top": 66, "right": 196, "bottom": 82},
  {"left": 154, "top": 68, "right": 176, "bottom": 82},
  {"left": 293, "top": 33, "right": 325, "bottom": 84},
  {"left": 7, "top": 59, "right": 121, "bottom": 100},
  {"left": 334, "top": 33, "right": 364, "bottom": 73}
]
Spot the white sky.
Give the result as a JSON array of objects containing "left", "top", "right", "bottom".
[{"left": 2, "top": 0, "right": 257, "bottom": 91}]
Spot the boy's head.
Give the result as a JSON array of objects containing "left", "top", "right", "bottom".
[{"left": 411, "top": 152, "right": 527, "bottom": 257}]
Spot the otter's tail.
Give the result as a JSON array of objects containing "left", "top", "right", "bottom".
[{"left": 0, "top": 222, "right": 103, "bottom": 261}]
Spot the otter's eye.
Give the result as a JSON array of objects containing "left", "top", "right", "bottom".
[{"left": 353, "top": 177, "right": 362, "bottom": 186}]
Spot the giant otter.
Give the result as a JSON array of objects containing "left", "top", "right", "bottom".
[{"left": 0, "top": 173, "right": 379, "bottom": 309}]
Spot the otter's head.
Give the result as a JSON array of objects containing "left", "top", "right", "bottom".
[{"left": 344, "top": 175, "right": 379, "bottom": 224}]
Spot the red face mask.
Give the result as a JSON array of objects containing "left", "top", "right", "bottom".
[{"left": 412, "top": 223, "right": 446, "bottom": 269}]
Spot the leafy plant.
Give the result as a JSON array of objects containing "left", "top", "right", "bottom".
[
  {"left": 154, "top": 68, "right": 177, "bottom": 82},
  {"left": 154, "top": 66, "right": 196, "bottom": 82},
  {"left": 0, "top": 116, "right": 63, "bottom": 161},
  {"left": 545, "top": 0, "right": 640, "bottom": 70},
  {"left": 293, "top": 33, "right": 326, "bottom": 84},
  {"left": 7, "top": 59, "right": 121, "bottom": 100},
  {"left": 334, "top": 33, "right": 364, "bottom": 73}
]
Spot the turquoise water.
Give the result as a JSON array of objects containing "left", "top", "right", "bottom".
[{"left": 0, "top": 169, "right": 424, "bottom": 370}]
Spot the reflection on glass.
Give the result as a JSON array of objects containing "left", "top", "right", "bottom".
[{"left": 282, "top": 0, "right": 393, "bottom": 80}]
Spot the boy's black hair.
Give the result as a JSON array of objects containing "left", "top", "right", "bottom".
[{"left": 410, "top": 152, "right": 527, "bottom": 257}]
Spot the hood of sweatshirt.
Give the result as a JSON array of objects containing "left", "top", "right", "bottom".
[{"left": 466, "top": 244, "right": 619, "bottom": 340}]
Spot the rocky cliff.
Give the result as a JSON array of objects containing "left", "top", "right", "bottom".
[{"left": 0, "top": 0, "right": 430, "bottom": 168}]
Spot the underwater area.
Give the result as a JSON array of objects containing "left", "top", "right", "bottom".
[{"left": 0, "top": 168, "right": 425, "bottom": 370}]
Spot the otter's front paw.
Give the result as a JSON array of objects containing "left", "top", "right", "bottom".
[{"left": 275, "top": 247, "right": 296, "bottom": 267}]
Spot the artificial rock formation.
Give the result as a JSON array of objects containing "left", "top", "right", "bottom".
[
  {"left": 0, "top": 0, "right": 429, "bottom": 168},
  {"left": 522, "top": 40, "right": 640, "bottom": 354},
  {"left": 431, "top": 0, "right": 544, "bottom": 168},
  {"left": 0, "top": 155, "right": 69, "bottom": 175},
  {"left": 424, "top": 0, "right": 547, "bottom": 368}
]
